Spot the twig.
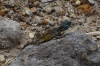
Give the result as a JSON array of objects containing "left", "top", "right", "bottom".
[{"left": 86, "top": 31, "right": 100, "bottom": 36}]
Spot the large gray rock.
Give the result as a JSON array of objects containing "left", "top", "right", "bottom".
[
  {"left": 0, "top": 17, "right": 21, "bottom": 49},
  {"left": 10, "top": 32, "right": 100, "bottom": 66}
]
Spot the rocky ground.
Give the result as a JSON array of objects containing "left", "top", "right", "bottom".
[
  {"left": 0, "top": 0, "right": 100, "bottom": 66},
  {"left": 10, "top": 32, "right": 100, "bottom": 66}
]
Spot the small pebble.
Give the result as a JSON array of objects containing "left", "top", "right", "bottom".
[
  {"left": 34, "top": 1, "right": 40, "bottom": 7},
  {"left": 63, "top": 16, "right": 71, "bottom": 21},
  {"left": 88, "top": 0, "right": 95, "bottom": 5},
  {"left": 24, "top": 7, "right": 33, "bottom": 16},
  {"left": 29, "top": 32, "right": 36, "bottom": 39},
  {"left": 27, "top": 3, "right": 34, "bottom": 8},
  {"left": 54, "top": 7, "right": 61, "bottom": 13},
  {"left": 46, "top": 19, "right": 55, "bottom": 25},
  {"left": 70, "top": 13, "right": 76, "bottom": 18},
  {"left": 0, "top": 55, "right": 6, "bottom": 63},
  {"left": 97, "top": 36, "right": 100, "bottom": 39},
  {"left": 45, "top": 7, "right": 52, "bottom": 13},
  {"left": 96, "top": 22, "right": 100, "bottom": 27},
  {"left": 75, "top": 0, "right": 81, "bottom": 5},
  {"left": 5, "top": 58, "right": 13, "bottom": 65},
  {"left": 31, "top": 7, "right": 37, "bottom": 13}
]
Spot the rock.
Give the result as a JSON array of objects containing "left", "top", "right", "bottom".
[
  {"left": 75, "top": 0, "right": 81, "bottom": 5},
  {"left": 88, "top": 0, "right": 95, "bottom": 5},
  {"left": 29, "top": 32, "right": 36, "bottom": 39},
  {"left": 0, "top": 17, "right": 21, "bottom": 49},
  {"left": 41, "top": 0, "right": 52, "bottom": 3},
  {"left": 44, "top": 6, "right": 52, "bottom": 13},
  {"left": 54, "top": 6, "right": 60, "bottom": 12},
  {"left": 97, "top": 36, "right": 100, "bottom": 39},
  {"left": 27, "top": 3, "right": 34, "bottom": 8},
  {"left": 30, "top": 7, "right": 37, "bottom": 13},
  {"left": 24, "top": 7, "right": 33, "bottom": 16},
  {"left": 0, "top": 55, "right": 6, "bottom": 63},
  {"left": 46, "top": 18, "right": 55, "bottom": 25},
  {"left": 5, "top": 58, "right": 14, "bottom": 65},
  {"left": 10, "top": 32, "right": 100, "bottom": 66},
  {"left": 70, "top": 13, "right": 77, "bottom": 18},
  {"left": 34, "top": 1, "right": 40, "bottom": 7},
  {"left": 63, "top": 16, "right": 71, "bottom": 21},
  {"left": 97, "top": 21, "right": 100, "bottom": 27}
]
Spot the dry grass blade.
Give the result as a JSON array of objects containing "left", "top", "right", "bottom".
[{"left": 86, "top": 31, "right": 100, "bottom": 36}]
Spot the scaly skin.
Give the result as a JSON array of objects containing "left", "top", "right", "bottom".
[{"left": 22, "top": 19, "right": 72, "bottom": 49}]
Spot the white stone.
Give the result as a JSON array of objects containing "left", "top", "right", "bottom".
[
  {"left": 5, "top": 58, "right": 13, "bottom": 64},
  {"left": 75, "top": 0, "right": 81, "bottom": 5},
  {"left": 29, "top": 32, "right": 36, "bottom": 39},
  {"left": 45, "top": 7, "right": 52, "bottom": 13},
  {"left": 46, "top": 19, "right": 55, "bottom": 25},
  {"left": 0, "top": 55, "right": 6, "bottom": 63},
  {"left": 70, "top": 13, "right": 77, "bottom": 18},
  {"left": 24, "top": 7, "right": 33, "bottom": 16},
  {"left": 96, "top": 36, "right": 100, "bottom": 39},
  {"left": 63, "top": 16, "right": 71, "bottom": 21}
]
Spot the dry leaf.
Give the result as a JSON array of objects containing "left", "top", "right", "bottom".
[
  {"left": 80, "top": 0, "right": 89, "bottom": 4},
  {"left": 77, "top": 4, "right": 92, "bottom": 13},
  {"left": 41, "top": 19, "right": 48, "bottom": 25},
  {"left": 0, "top": 9, "right": 5, "bottom": 16}
]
